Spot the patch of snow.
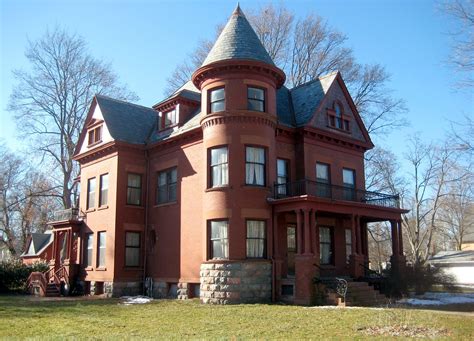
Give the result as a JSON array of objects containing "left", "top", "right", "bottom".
[
  {"left": 398, "top": 292, "right": 474, "bottom": 306},
  {"left": 120, "top": 296, "right": 153, "bottom": 305}
]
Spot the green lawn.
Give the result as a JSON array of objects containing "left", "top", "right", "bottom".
[{"left": 0, "top": 295, "right": 473, "bottom": 339}]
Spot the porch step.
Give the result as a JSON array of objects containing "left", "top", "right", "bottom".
[
  {"left": 326, "top": 279, "right": 388, "bottom": 307},
  {"left": 45, "top": 283, "right": 60, "bottom": 297}
]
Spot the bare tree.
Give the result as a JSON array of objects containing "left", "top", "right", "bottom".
[
  {"left": 8, "top": 27, "right": 137, "bottom": 209},
  {"left": 165, "top": 4, "right": 406, "bottom": 137},
  {"left": 438, "top": 171, "right": 474, "bottom": 249},
  {"left": 0, "top": 145, "right": 60, "bottom": 256},
  {"left": 441, "top": 0, "right": 474, "bottom": 88},
  {"left": 402, "top": 137, "right": 470, "bottom": 266}
]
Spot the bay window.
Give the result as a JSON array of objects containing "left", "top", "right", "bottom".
[
  {"left": 210, "top": 220, "right": 228, "bottom": 259},
  {"left": 246, "top": 220, "right": 266, "bottom": 258},
  {"left": 210, "top": 88, "right": 225, "bottom": 113},
  {"left": 247, "top": 87, "right": 265, "bottom": 112}
]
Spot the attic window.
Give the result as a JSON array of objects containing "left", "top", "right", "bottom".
[
  {"left": 164, "top": 109, "right": 177, "bottom": 128},
  {"left": 88, "top": 126, "right": 102, "bottom": 145},
  {"left": 328, "top": 101, "right": 350, "bottom": 132}
]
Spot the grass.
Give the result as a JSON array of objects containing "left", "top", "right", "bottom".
[{"left": 0, "top": 295, "right": 473, "bottom": 339}]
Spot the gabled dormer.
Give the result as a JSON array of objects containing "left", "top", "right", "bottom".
[{"left": 152, "top": 89, "right": 200, "bottom": 131}]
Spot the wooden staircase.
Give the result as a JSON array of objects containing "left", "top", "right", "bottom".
[{"left": 45, "top": 283, "right": 60, "bottom": 297}]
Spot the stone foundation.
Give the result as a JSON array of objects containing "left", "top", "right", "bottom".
[
  {"left": 200, "top": 260, "right": 272, "bottom": 304},
  {"left": 177, "top": 282, "right": 190, "bottom": 299},
  {"left": 152, "top": 281, "right": 168, "bottom": 298}
]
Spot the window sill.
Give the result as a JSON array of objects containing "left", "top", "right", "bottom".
[
  {"left": 85, "top": 208, "right": 96, "bottom": 213},
  {"left": 205, "top": 186, "right": 231, "bottom": 192},
  {"left": 242, "top": 184, "right": 271, "bottom": 191},
  {"left": 154, "top": 201, "right": 178, "bottom": 208},
  {"left": 326, "top": 125, "right": 351, "bottom": 134},
  {"left": 87, "top": 140, "right": 103, "bottom": 148},
  {"left": 84, "top": 266, "right": 93, "bottom": 271},
  {"left": 97, "top": 205, "right": 109, "bottom": 211},
  {"left": 125, "top": 205, "right": 144, "bottom": 209},
  {"left": 95, "top": 267, "right": 107, "bottom": 271}
]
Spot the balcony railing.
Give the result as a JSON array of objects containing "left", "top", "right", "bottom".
[
  {"left": 273, "top": 180, "right": 400, "bottom": 209},
  {"left": 52, "top": 208, "right": 80, "bottom": 222}
]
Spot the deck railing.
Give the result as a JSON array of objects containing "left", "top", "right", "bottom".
[
  {"left": 273, "top": 180, "right": 400, "bottom": 209},
  {"left": 52, "top": 208, "right": 80, "bottom": 222}
]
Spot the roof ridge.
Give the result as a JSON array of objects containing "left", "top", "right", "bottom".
[
  {"left": 95, "top": 94, "right": 156, "bottom": 113},
  {"left": 290, "top": 71, "right": 339, "bottom": 91}
]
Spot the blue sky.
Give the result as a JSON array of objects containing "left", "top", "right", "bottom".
[{"left": 1, "top": 0, "right": 472, "bottom": 160}]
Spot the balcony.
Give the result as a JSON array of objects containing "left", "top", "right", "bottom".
[
  {"left": 273, "top": 180, "right": 400, "bottom": 209},
  {"left": 51, "top": 208, "right": 80, "bottom": 223}
]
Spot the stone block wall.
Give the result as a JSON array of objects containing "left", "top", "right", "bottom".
[
  {"left": 152, "top": 281, "right": 168, "bottom": 298},
  {"left": 200, "top": 260, "right": 272, "bottom": 304}
]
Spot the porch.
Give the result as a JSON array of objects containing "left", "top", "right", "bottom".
[
  {"left": 27, "top": 208, "right": 83, "bottom": 296},
  {"left": 269, "top": 180, "right": 407, "bottom": 305}
]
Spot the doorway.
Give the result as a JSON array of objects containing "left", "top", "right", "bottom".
[{"left": 287, "top": 225, "right": 296, "bottom": 276}]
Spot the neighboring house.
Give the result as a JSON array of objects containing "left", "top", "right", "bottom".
[
  {"left": 21, "top": 231, "right": 54, "bottom": 265},
  {"left": 462, "top": 225, "right": 474, "bottom": 251},
  {"left": 428, "top": 251, "right": 474, "bottom": 286},
  {"left": 27, "top": 6, "right": 407, "bottom": 305}
]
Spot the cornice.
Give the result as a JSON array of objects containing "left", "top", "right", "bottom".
[
  {"left": 192, "top": 59, "right": 286, "bottom": 90},
  {"left": 200, "top": 111, "right": 277, "bottom": 130}
]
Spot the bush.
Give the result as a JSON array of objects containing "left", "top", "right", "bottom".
[
  {"left": 0, "top": 259, "right": 49, "bottom": 293},
  {"left": 405, "top": 264, "right": 456, "bottom": 295}
]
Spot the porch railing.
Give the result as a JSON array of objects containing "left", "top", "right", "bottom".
[
  {"left": 52, "top": 208, "right": 80, "bottom": 222},
  {"left": 273, "top": 180, "right": 400, "bottom": 209}
]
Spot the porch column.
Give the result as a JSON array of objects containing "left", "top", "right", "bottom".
[
  {"left": 351, "top": 215, "right": 357, "bottom": 255},
  {"left": 303, "top": 209, "right": 311, "bottom": 255},
  {"left": 362, "top": 222, "right": 369, "bottom": 257},
  {"left": 67, "top": 229, "right": 72, "bottom": 262},
  {"left": 356, "top": 215, "right": 362, "bottom": 255},
  {"left": 390, "top": 220, "right": 399, "bottom": 260},
  {"left": 272, "top": 213, "right": 278, "bottom": 258},
  {"left": 295, "top": 209, "right": 303, "bottom": 255},
  {"left": 310, "top": 210, "right": 316, "bottom": 255},
  {"left": 398, "top": 220, "right": 404, "bottom": 256}
]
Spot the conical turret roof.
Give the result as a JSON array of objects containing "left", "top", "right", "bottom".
[{"left": 202, "top": 4, "right": 275, "bottom": 67}]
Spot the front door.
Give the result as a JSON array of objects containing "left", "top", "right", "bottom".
[{"left": 287, "top": 225, "right": 296, "bottom": 276}]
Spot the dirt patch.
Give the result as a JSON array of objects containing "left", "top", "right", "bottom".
[{"left": 358, "top": 325, "right": 450, "bottom": 338}]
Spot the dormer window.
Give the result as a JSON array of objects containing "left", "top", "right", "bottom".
[
  {"left": 328, "top": 101, "right": 350, "bottom": 132},
  {"left": 88, "top": 125, "right": 102, "bottom": 146},
  {"left": 210, "top": 88, "right": 225, "bottom": 113},
  {"left": 164, "top": 109, "right": 177, "bottom": 128}
]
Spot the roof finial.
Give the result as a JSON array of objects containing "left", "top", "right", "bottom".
[{"left": 232, "top": 3, "right": 244, "bottom": 17}]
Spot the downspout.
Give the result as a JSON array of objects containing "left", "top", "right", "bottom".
[{"left": 143, "top": 148, "right": 150, "bottom": 295}]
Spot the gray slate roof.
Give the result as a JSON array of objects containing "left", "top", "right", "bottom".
[
  {"left": 21, "top": 232, "right": 53, "bottom": 257},
  {"left": 92, "top": 73, "right": 338, "bottom": 146},
  {"left": 202, "top": 5, "right": 275, "bottom": 67},
  {"left": 429, "top": 251, "right": 474, "bottom": 264},
  {"left": 96, "top": 95, "right": 156, "bottom": 145}
]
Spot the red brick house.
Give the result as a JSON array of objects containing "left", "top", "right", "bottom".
[{"left": 27, "top": 6, "right": 407, "bottom": 304}]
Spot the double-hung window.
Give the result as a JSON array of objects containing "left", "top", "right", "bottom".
[
  {"left": 85, "top": 233, "right": 93, "bottom": 267},
  {"left": 88, "top": 126, "right": 102, "bottom": 145},
  {"left": 247, "top": 87, "right": 265, "bottom": 112},
  {"left": 157, "top": 168, "right": 177, "bottom": 204},
  {"left": 210, "top": 88, "right": 225, "bottom": 113},
  {"left": 125, "top": 232, "right": 140, "bottom": 267},
  {"left": 316, "top": 163, "right": 331, "bottom": 198},
  {"left": 245, "top": 146, "right": 265, "bottom": 186},
  {"left": 97, "top": 232, "right": 106, "bottom": 268},
  {"left": 87, "top": 178, "right": 96, "bottom": 209},
  {"left": 210, "top": 147, "right": 228, "bottom": 187},
  {"left": 210, "top": 220, "right": 228, "bottom": 259},
  {"left": 99, "top": 174, "right": 108, "bottom": 207},
  {"left": 277, "top": 159, "right": 289, "bottom": 196},
  {"left": 127, "top": 174, "right": 142, "bottom": 206},
  {"left": 343, "top": 168, "right": 356, "bottom": 201},
  {"left": 319, "top": 227, "right": 334, "bottom": 265},
  {"left": 246, "top": 220, "right": 266, "bottom": 258}
]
